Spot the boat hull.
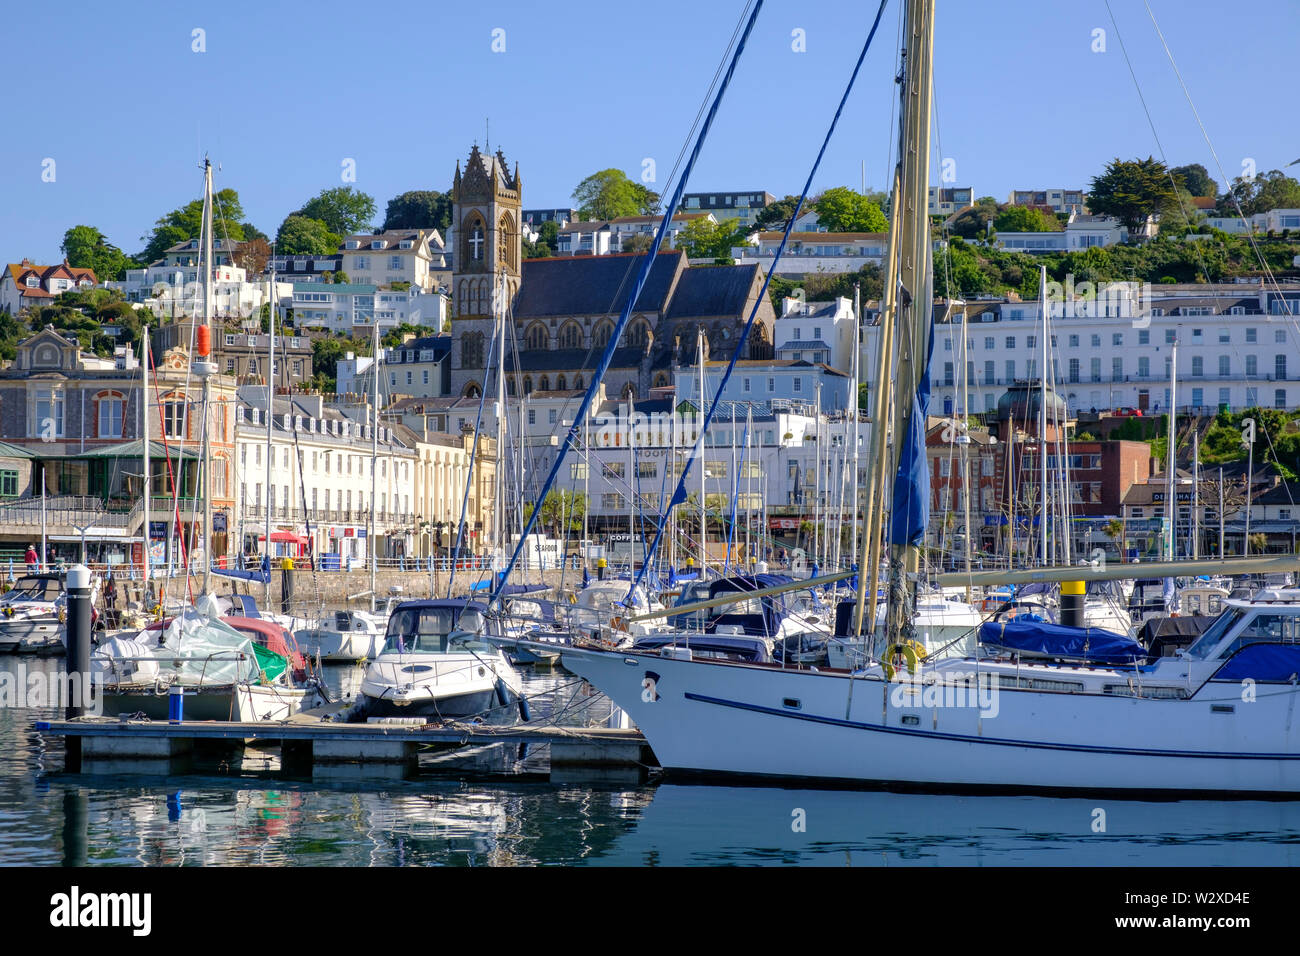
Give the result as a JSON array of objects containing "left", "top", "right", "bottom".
[
  {"left": 560, "top": 646, "right": 1300, "bottom": 794},
  {"left": 0, "top": 618, "right": 63, "bottom": 653},
  {"left": 296, "top": 628, "right": 386, "bottom": 661},
  {"left": 96, "top": 682, "right": 315, "bottom": 722}
]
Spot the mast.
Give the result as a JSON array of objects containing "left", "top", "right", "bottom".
[
  {"left": 1166, "top": 338, "right": 1178, "bottom": 560},
  {"left": 1039, "top": 264, "right": 1048, "bottom": 565},
  {"left": 369, "top": 315, "right": 379, "bottom": 611},
  {"left": 199, "top": 158, "right": 215, "bottom": 594},
  {"left": 882, "top": 0, "right": 936, "bottom": 647},
  {"left": 850, "top": 285, "right": 861, "bottom": 565},
  {"left": 697, "top": 329, "right": 707, "bottom": 576},
  {"left": 141, "top": 325, "right": 151, "bottom": 591},
  {"left": 814, "top": 380, "right": 822, "bottom": 571},
  {"left": 263, "top": 268, "right": 274, "bottom": 606},
  {"left": 495, "top": 268, "right": 506, "bottom": 564},
  {"left": 583, "top": 412, "right": 590, "bottom": 567},
  {"left": 1192, "top": 430, "right": 1200, "bottom": 559}
]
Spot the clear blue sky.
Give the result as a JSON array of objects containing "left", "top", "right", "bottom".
[{"left": 3, "top": 0, "right": 1296, "bottom": 267}]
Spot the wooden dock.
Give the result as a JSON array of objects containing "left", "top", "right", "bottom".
[{"left": 37, "top": 712, "right": 657, "bottom": 780}]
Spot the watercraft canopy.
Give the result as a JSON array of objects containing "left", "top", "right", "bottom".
[{"left": 978, "top": 620, "right": 1145, "bottom": 665}]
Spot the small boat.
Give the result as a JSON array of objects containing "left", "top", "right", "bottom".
[
  {"left": 93, "top": 599, "right": 324, "bottom": 721},
  {"left": 295, "top": 609, "right": 387, "bottom": 662},
  {"left": 355, "top": 599, "right": 524, "bottom": 721},
  {"left": 0, "top": 572, "right": 93, "bottom": 654},
  {"left": 498, "top": 597, "right": 563, "bottom": 666}
]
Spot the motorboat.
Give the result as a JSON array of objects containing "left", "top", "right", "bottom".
[
  {"left": 295, "top": 609, "right": 387, "bottom": 662},
  {"left": 355, "top": 599, "right": 524, "bottom": 721},
  {"left": 0, "top": 572, "right": 92, "bottom": 653}
]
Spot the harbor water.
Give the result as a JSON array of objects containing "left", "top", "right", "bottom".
[{"left": 4, "top": 655, "right": 1300, "bottom": 866}]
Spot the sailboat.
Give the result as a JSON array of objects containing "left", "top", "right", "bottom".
[{"left": 539, "top": 0, "right": 1300, "bottom": 794}]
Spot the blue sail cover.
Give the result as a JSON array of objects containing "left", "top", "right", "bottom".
[
  {"left": 978, "top": 620, "right": 1145, "bottom": 665},
  {"left": 888, "top": 320, "right": 935, "bottom": 548}
]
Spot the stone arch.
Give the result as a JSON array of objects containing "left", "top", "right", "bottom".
[
  {"left": 461, "top": 211, "right": 487, "bottom": 266},
  {"left": 462, "top": 380, "right": 482, "bottom": 398},
  {"left": 524, "top": 322, "right": 548, "bottom": 350},
  {"left": 557, "top": 320, "right": 583, "bottom": 349},
  {"left": 573, "top": 375, "right": 583, "bottom": 391},
  {"left": 652, "top": 371, "right": 670, "bottom": 389},
  {"left": 621, "top": 382, "right": 636, "bottom": 402},
  {"left": 497, "top": 211, "right": 517, "bottom": 271},
  {"left": 556, "top": 374, "right": 567, "bottom": 390},
  {"left": 592, "top": 319, "right": 614, "bottom": 348},
  {"left": 539, "top": 375, "right": 550, "bottom": 392},
  {"left": 627, "top": 316, "right": 651, "bottom": 348},
  {"left": 523, "top": 375, "right": 533, "bottom": 395}
]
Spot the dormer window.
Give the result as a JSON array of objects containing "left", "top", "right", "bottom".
[
  {"left": 25, "top": 277, "right": 37, "bottom": 288},
  {"left": 346, "top": 240, "right": 361, "bottom": 250},
  {"left": 371, "top": 240, "right": 385, "bottom": 250},
  {"left": 399, "top": 240, "right": 413, "bottom": 250}
]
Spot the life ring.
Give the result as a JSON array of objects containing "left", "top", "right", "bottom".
[{"left": 880, "top": 640, "right": 926, "bottom": 682}]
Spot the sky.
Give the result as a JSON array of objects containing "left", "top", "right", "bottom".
[{"left": 3, "top": 0, "right": 1297, "bottom": 268}]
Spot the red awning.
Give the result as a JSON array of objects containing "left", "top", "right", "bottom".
[{"left": 260, "top": 531, "right": 305, "bottom": 543}]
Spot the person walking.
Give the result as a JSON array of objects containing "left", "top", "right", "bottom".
[{"left": 24, "top": 544, "right": 38, "bottom": 573}]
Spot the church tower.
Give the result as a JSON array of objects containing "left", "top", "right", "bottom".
[{"left": 449, "top": 145, "right": 522, "bottom": 397}]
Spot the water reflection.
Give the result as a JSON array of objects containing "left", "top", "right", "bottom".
[{"left": 4, "top": 656, "right": 1300, "bottom": 866}]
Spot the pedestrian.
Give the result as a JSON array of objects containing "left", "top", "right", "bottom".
[
  {"left": 103, "top": 571, "right": 118, "bottom": 629},
  {"left": 24, "top": 544, "right": 38, "bottom": 573}
]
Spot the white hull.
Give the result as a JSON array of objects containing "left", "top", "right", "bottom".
[
  {"left": 561, "top": 646, "right": 1300, "bottom": 794},
  {"left": 296, "top": 629, "right": 386, "bottom": 661},
  {"left": 360, "top": 650, "right": 522, "bottom": 718}
]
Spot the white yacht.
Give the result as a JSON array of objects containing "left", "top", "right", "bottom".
[{"left": 356, "top": 599, "right": 523, "bottom": 720}]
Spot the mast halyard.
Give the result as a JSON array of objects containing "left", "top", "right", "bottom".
[{"left": 369, "top": 314, "right": 379, "bottom": 612}]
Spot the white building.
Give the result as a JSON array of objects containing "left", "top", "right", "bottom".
[
  {"left": 773, "top": 296, "right": 858, "bottom": 370},
  {"left": 1008, "top": 188, "right": 1087, "bottom": 215},
  {"left": 337, "top": 229, "right": 443, "bottom": 292},
  {"left": 679, "top": 190, "right": 775, "bottom": 229},
  {"left": 929, "top": 186, "right": 974, "bottom": 216},
  {"left": 110, "top": 238, "right": 277, "bottom": 319},
  {"left": 556, "top": 221, "right": 614, "bottom": 256},
  {"left": 866, "top": 281, "right": 1300, "bottom": 418},
  {"left": 995, "top": 213, "right": 1126, "bottom": 253},
  {"left": 1204, "top": 208, "right": 1300, "bottom": 235},
  {"left": 731, "top": 231, "right": 886, "bottom": 276},
  {"left": 1, "top": 259, "right": 96, "bottom": 314}
]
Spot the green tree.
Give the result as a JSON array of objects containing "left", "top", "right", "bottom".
[
  {"left": 813, "top": 186, "right": 888, "bottom": 232},
  {"left": 381, "top": 190, "right": 453, "bottom": 232},
  {"left": 294, "top": 186, "right": 376, "bottom": 237},
  {"left": 381, "top": 323, "right": 441, "bottom": 348},
  {"left": 1088, "top": 157, "right": 1177, "bottom": 233},
  {"left": 675, "top": 217, "right": 745, "bottom": 259},
  {"left": 138, "top": 189, "right": 247, "bottom": 263},
  {"left": 276, "top": 215, "right": 340, "bottom": 255},
  {"left": 946, "top": 197, "right": 999, "bottom": 240},
  {"left": 1219, "top": 169, "right": 1300, "bottom": 217},
  {"left": 1170, "top": 163, "right": 1217, "bottom": 198},
  {"left": 572, "top": 169, "right": 659, "bottom": 220},
  {"left": 621, "top": 233, "right": 655, "bottom": 254},
  {"left": 526, "top": 490, "right": 588, "bottom": 539},
  {"left": 753, "top": 195, "right": 804, "bottom": 232},
  {"left": 524, "top": 220, "right": 559, "bottom": 258},
  {"left": 60, "top": 225, "right": 133, "bottom": 282},
  {"left": 992, "top": 204, "right": 1061, "bottom": 232}
]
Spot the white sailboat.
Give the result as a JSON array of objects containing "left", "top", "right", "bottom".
[{"left": 547, "top": 0, "right": 1300, "bottom": 794}]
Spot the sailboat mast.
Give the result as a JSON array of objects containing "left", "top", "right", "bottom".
[
  {"left": 851, "top": 285, "right": 861, "bottom": 565},
  {"left": 142, "top": 325, "right": 151, "bottom": 591},
  {"left": 369, "top": 316, "right": 379, "bottom": 610},
  {"left": 1192, "top": 430, "right": 1200, "bottom": 559},
  {"left": 495, "top": 269, "right": 506, "bottom": 563},
  {"left": 1167, "top": 338, "right": 1178, "bottom": 560},
  {"left": 882, "top": 0, "right": 936, "bottom": 646},
  {"left": 1039, "top": 264, "right": 1048, "bottom": 565},
  {"left": 200, "top": 158, "right": 215, "bottom": 594},
  {"left": 697, "top": 329, "right": 706, "bottom": 576},
  {"left": 263, "top": 271, "right": 274, "bottom": 606}
]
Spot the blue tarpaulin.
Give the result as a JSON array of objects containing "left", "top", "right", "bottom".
[{"left": 978, "top": 619, "right": 1145, "bottom": 665}]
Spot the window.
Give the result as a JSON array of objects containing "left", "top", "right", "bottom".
[
  {"left": 1165, "top": 329, "right": 1176, "bottom": 344},
  {"left": 793, "top": 377, "right": 802, "bottom": 392},
  {"left": 1006, "top": 359, "right": 1015, "bottom": 381},
  {"left": 1138, "top": 356, "right": 1149, "bottom": 378},
  {"left": 548, "top": 409, "right": 557, "bottom": 425},
  {"left": 527, "top": 409, "right": 536, "bottom": 425},
  {"left": 97, "top": 397, "right": 124, "bottom": 438},
  {"left": 1091, "top": 334, "right": 1101, "bottom": 348},
  {"left": 1068, "top": 358, "right": 1080, "bottom": 382},
  {"left": 984, "top": 337, "right": 995, "bottom": 350},
  {"left": 1246, "top": 328, "right": 1257, "bottom": 343},
  {"left": 571, "top": 462, "right": 588, "bottom": 480},
  {"left": 1279, "top": 355, "right": 1289, "bottom": 380},
  {"left": 1192, "top": 387, "right": 1204, "bottom": 407},
  {"left": 943, "top": 339, "right": 952, "bottom": 352},
  {"left": 1112, "top": 357, "right": 1123, "bottom": 380},
  {"left": 0, "top": 470, "right": 17, "bottom": 497},
  {"left": 1247, "top": 355, "right": 1258, "bottom": 376},
  {"left": 1218, "top": 355, "right": 1231, "bottom": 377},
  {"left": 1219, "top": 328, "right": 1230, "bottom": 344},
  {"left": 1027, "top": 335, "right": 1037, "bottom": 349},
  {"left": 601, "top": 493, "right": 624, "bottom": 510},
  {"left": 32, "top": 387, "right": 64, "bottom": 438},
  {"left": 163, "top": 400, "right": 185, "bottom": 439},
  {"left": 1006, "top": 336, "right": 1016, "bottom": 349},
  {"left": 1191, "top": 356, "right": 1204, "bottom": 377},
  {"left": 1090, "top": 357, "right": 1101, "bottom": 382},
  {"left": 1068, "top": 335, "right": 1078, "bottom": 347},
  {"left": 1112, "top": 333, "right": 1123, "bottom": 346},
  {"left": 1276, "top": 389, "right": 1287, "bottom": 409},
  {"left": 984, "top": 361, "right": 995, "bottom": 385},
  {"left": 943, "top": 363, "right": 954, "bottom": 386},
  {"left": 1219, "top": 388, "right": 1231, "bottom": 409},
  {"left": 638, "top": 461, "right": 656, "bottom": 479},
  {"left": 1138, "top": 330, "right": 1149, "bottom": 345},
  {"left": 1278, "top": 330, "right": 1288, "bottom": 344}
]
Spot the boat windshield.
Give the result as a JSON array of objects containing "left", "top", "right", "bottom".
[
  {"left": 3, "top": 576, "right": 61, "bottom": 602},
  {"left": 708, "top": 593, "right": 764, "bottom": 618},
  {"left": 385, "top": 607, "right": 486, "bottom": 653},
  {"left": 1183, "top": 608, "right": 1247, "bottom": 660}
]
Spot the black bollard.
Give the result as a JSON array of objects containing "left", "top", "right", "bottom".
[
  {"left": 280, "top": 557, "right": 295, "bottom": 615},
  {"left": 65, "top": 565, "right": 92, "bottom": 719},
  {"left": 1061, "top": 580, "right": 1084, "bottom": 629}
]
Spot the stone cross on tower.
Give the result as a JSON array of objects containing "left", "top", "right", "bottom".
[{"left": 469, "top": 228, "right": 484, "bottom": 260}]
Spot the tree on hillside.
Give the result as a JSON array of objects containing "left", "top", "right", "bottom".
[
  {"left": 293, "top": 186, "right": 376, "bottom": 237},
  {"left": 381, "top": 190, "right": 453, "bottom": 232},
  {"left": 61, "top": 225, "right": 133, "bottom": 282},
  {"left": 1218, "top": 169, "right": 1300, "bottom": 217},
  {"left": 621, "top": 233, "right": 655, "bottom": 254},
  {"left": 1088, "top": 157, "right": 1177, "bottom": 233},
  {"left": 754, "top": 195, "right": 804, "bottom": 232},
  {"left": 138, "top": 189, "right": 248, "bottom": 263},
  {"left": 675, "top": 217, "right": 746, "bottom": 259},
  {"left": 232, "top": 236, "right": 271, "bottom": 276},
  {"left": 1170, "top": 163, "right": 1217, "bottom": 198},
  {"left": 813, "top": 186, "right": 888, "bottom": 232},
  {"left": 992, "top": 205, "right": 1061, "bottom": 233},
  {"left": 276, "top": 215, "right": 340, "bottom": 256},
  {"left": 572, "top": 169, "right": 659, "bottom": 220},
  {"left": 524, "top": 220, "right": 559, "bottom": 258},
  {"left": 946, "top": 197, "right": 999, "bottom": 240}
]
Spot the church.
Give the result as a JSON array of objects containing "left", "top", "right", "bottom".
[{"left": 447, "top": 145, "right": 775, "bottom": 401}]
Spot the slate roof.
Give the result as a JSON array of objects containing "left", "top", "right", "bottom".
[
  {"left": 776, "top": 339, "right": 833, "bottom": 352},
  {"left": 514, "top": 252, "right": 684, "bottom": 317},
  {"left": 663, "top": 263, "right": 758, "bottom": 319},
  {"left": 507, "top": 346, "right": 643, "bottom": 372}
]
